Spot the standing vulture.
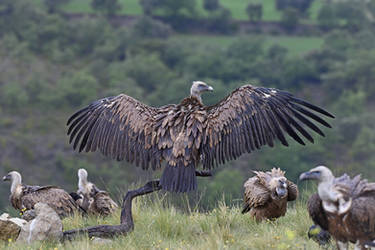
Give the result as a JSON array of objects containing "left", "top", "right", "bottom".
[
  {"left": 73, "top": 168, "right": 118, "bottom": 216},
  {"left": 241, "top": 168, "right": 298, "bottom": 222},
  {"left": 67, "top": 81, "right": 334, "bottom": 193},
  {"left": 2, "top": 171, "right": 79, "bottom": 219},
  {"left": 300, "top": 166, "right": 375, "bottom": 250}
]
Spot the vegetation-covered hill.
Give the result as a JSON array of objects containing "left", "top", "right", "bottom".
[
  {"left": 1, "top": 0, "right": 375, "bottom": 218},
  {"left": 1, "top": 195, "right": 328, "bottom": 249}
]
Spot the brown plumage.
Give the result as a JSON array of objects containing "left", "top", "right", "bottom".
[
  {"left": 75, "top": 168, "right": 118, "bottom": 216},
  {"left": 67, "top": 81, "right": 334, "bottom": 193},
  {"left": 300, "top": 166, "right": 375, "bottom": 249},
  {"left": 241, "top": 168, "right": 298, "bottom": 222},
  {"left": 2, "top": 171, "right": 79, "bottom": 218}
]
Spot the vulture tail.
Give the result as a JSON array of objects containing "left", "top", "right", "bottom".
[{"left": 160, "top": 161, "right": 197, "bottom": 193}]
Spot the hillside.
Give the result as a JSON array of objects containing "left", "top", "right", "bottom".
[{"left": 1, "top": 195, "right": 328, "bottom": 249}]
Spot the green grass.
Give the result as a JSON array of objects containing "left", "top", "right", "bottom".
[
  {"left": 1, "top": 195, "right": 329, "bottom": 250},
  {"left": 170, "top": 35, "right": 324, "bottom": 56}
]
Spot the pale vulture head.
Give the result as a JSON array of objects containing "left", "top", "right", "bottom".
[
  {"left": 190, "top": 81, "right": 214, "bottom": 102},
  {"left": 78, "top": 168, "right": 89, "bottom": 194},
  {"left": 299, "top": 166, "right": 334, "bottom": 184},
  {"left": 3, "top": 171, "right": 22, "bottom": 194}
]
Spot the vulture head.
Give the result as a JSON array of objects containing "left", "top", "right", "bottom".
[
  {"left": 78, "top": 168, "right": 98, "bottom": 197},
  {"left": 300, "top": 166, "right": 351, "bottom": 215},
  {"left": 190, "top": 81, "right": 214, "bottom": 103},
  {"left": 3, "top": 171, "right": 22, "bottom": 194},
  {"left": 299, "top": 166, "right": 334, "bottom": 183},
  {"left": 272, "top": 177, "right": 288, "bottom": 198}
]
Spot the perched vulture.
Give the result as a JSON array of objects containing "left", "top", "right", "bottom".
[
  {"left": 241, "top": 168, "right": 298, "bottom": 222},
  {"left": 67, "top": 81, "right": 334, "bottom": 193},
  {"left": 72, "top": 168, "right": 118, "bottom": 216},
  {"left": 300, "top": 166, "right": 375, "bottom": 250},
  {"left": 2, "top": 171, "right": 79, "bottom": 218}
]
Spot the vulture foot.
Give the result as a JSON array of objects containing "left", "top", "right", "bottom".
[{"left": 195, "top": 170, "right": 212, "bottom": 177}]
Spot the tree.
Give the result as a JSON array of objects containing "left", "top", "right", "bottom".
[
  {"left": 43, "top": 0, "right": 71, "bottom": 13},
  {"left": 203, "top": 0, "right": 220, "bottom": 12},
  {"left": 91, "top": 0, "right": 122, "bottom": 16},
  {"left": 246, "top": 3, "right": 263, "bottom": 22},
  {"left": 317, "top": 4, "right": 338, "bottom": 30},
  {"left": 276, "top": 0, "right": 314, "bottom": 14},
  {"left": 281, "top": 7, "right": 300, "bottom": 31}
]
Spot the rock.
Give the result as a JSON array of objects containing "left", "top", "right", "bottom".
[
  {"left": 92, "top": 237, "right": 113, "bottom": 244},
  {"left": 17, "top": 203, "right": 63, "bottom": 243},
  {"left": 0, "top": 213, "right": 27, "bottom": 241}
]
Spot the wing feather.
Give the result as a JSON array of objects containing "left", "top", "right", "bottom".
[
  {"left": 202, "top": 85, "right": 334, "bottom": 169},
  {"left": 67, "top": 94, "right": 162, "bottom": 170}
]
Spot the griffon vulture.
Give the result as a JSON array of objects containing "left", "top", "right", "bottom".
[
  {"left": 300, "top": 166, "right": 375, "bottom": 250},
  {"left": 73, "top": 168, "right": 118, "bottom": 216},
  {"left": 241, "top": 168, "right": 298, "bottom": 222},
  {"left": 2, "top": 171, "right": 79, "bottom": 219},
  {"left": 67, "top": 81, "right": 334, "bottom": 193}
]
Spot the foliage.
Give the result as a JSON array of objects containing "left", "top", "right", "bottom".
[
  {"left": 203, "top": 0, "right": 220, "bottom": 12},
  {"left": 281, "top": 7, "right": 300, "bottom": 31},
  {"left": 91, "top": 0, "right": 122, "bottom": 16},
  {"left": 275, "top": 0, "right": 315, "bottom": 14},
  {"left": 43, "top": 0, "right": 71, "bottom": 13},
  {"left": 246, "top": 3, "right": 263, "bottom": 22}
]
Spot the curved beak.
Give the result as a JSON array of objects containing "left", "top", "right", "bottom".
[
  {"left": 2, "top": 174, "right": 11, "bottom": 181},
  {"left": 207, "top": 85, "right": 214, "bottom": 92},
  {"left": 299, "top": 171, "right": 320, "bottom": 181}
]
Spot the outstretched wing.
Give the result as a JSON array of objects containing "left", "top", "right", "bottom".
[
  {"left": 201, "top": 85, "right": 334, "bottom": 169},
  {"left": 67, "top": 94, "right": 163, "bottom": 170}
]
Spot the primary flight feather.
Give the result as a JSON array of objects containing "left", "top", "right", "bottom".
[{"left": 67, "top": 81, "right": 334, "bottom": 193}]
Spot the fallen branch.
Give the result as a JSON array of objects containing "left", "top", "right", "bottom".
[{"left": 62, "top": 171, "right": 212, "bottom": 241}]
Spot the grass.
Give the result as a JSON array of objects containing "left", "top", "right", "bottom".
[
  {"left": 1, "top": 194, "right": 331, "bottom": 250},
  {"left": 170, "top": 35, "right": 324, "bottom": 56}
]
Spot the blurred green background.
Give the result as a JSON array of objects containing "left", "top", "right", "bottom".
[{"left": 1, "top": 0, "right": 375, "bottom": 213}]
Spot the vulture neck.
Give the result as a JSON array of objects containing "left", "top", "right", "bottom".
[
  {"left": 10, "top": 175, "right": 22, "bottom": 195},
  {"left": 78, "top": 177, "right": 88, "bottom": 194},
  {"left": 317, "top": 177, "right": 338, "bottom": 203},
  {"left": 189, "top": 94, "right": 203, "bottom": 106}
]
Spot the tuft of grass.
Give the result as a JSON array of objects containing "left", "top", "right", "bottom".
[{"left": 1, "top": 194, "right": 333, "bottom": 249}]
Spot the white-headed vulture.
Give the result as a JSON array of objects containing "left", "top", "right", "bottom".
[
  {"left": 300, "top": 166, "right": 375, "bottom": 250},
  {"left": 67, "top": 81, "right": 334, "bottom": 193},
  {"left": 2, "top": 171, "right": 79, "bottom": 219}
]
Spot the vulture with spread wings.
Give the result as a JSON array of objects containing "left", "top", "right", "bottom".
[{"left": 67, "top": 81, "right": 334, "bottom": 193}]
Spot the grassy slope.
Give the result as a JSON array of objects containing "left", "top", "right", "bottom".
[
  {"left": 2, "top": 196, "right": 330, "bottom": 250},
  {"left": 171, "top": 35, "right": 324, "bottom": 57}
]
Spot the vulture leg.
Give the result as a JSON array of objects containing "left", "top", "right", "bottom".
[
  {"left": 63, "top": 180, "right": 161, "bottom": 241},
  {"left": 195, "top": 170, "right": 212, "bottom": 177}
]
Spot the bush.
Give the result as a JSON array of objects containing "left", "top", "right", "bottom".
[{"left": 281, "top": 7, "right": 300, "bottom": 31}]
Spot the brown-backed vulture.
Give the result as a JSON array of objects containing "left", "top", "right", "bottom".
[
  {"left": 74, "top": 168, "right": 118, "bottom": 216},
  {"left": 2, "top": 171, "right": 79, "bottom": 219},
  {"left": 67, "top": 81, "right": 334, "bottom": 193},
  {"left": 241, "top": 168, "right": 298, "bottom": 222},
  {"left": 300, "top": 166, "right": 375, "bottom": 250}
]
